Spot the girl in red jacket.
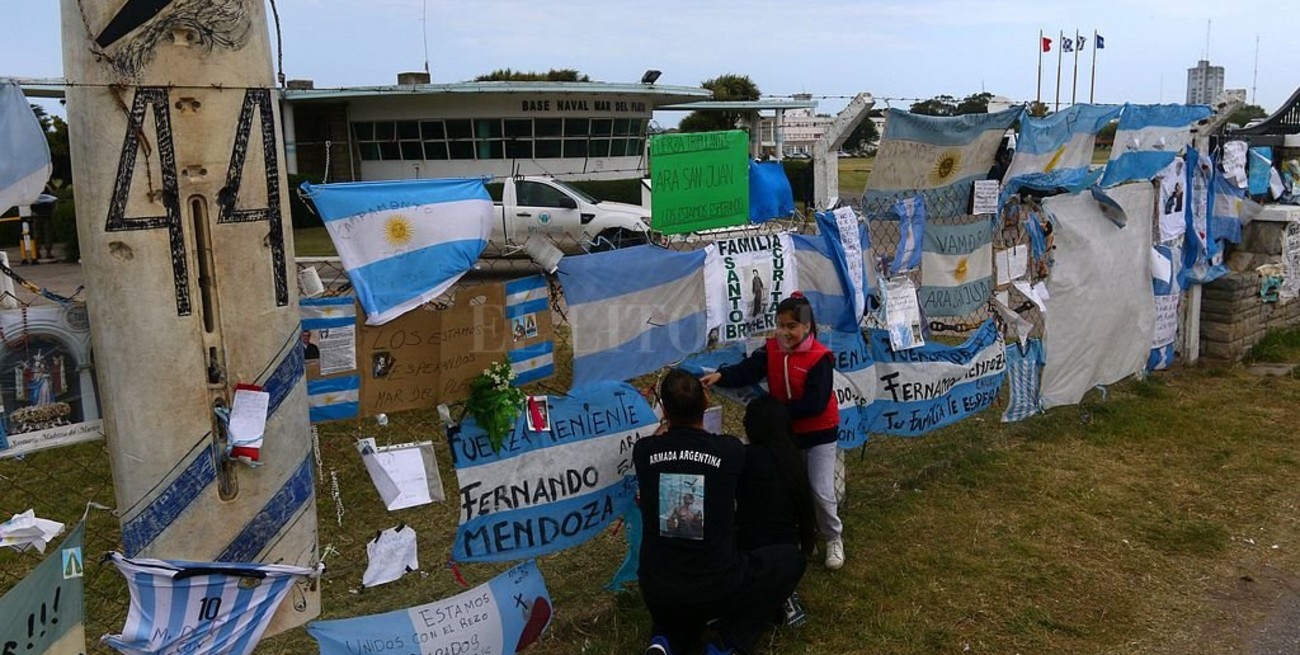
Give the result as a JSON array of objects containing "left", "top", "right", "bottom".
[{"left": 701, "top": 293, "right": 845, "bottom": 570}]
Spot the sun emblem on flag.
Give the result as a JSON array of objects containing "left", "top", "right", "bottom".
[
  {"left": 1043, "top": 145, "right": 1067, "bottom": 172},
  {"left": 384, "top": 215, "right": 414, "bottom": 246},
  {"left": 929, "top": 150, "right": 962, "bottom": 185},
  {"left": 954, "top": 256, "right": 969, "bottom": 282}
]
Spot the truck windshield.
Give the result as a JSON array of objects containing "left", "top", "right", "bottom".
[{"left": 550, "top": 179, "right": 600, "bottom": 204}]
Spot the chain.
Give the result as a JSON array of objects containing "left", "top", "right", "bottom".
[
  {"left": 311, "top": 425, "right": 323, "bottom": 482},
  {"left": 268, "top": 0, "right": 286, "bottom": 87},
  {"left": 323, "top": 140, "right": 332, "bottom": 184},
  {"left": 329, "top": 468, "right": 345, "bottom": 527}
]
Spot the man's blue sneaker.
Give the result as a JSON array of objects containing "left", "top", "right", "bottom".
[{"left": 644, "top": 634, "right": 672, "bottom": 655}]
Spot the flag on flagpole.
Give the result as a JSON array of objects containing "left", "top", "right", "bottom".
[
  {"left": 1096, "top": 34, "right": 1105, "bottom": 48},
  {"left": 1062, "top": 36, "right": 1074, "bottom": 53},
  {"left": 1042, "top": 36, "right": 1052, "bottom": 52},
  {"left": 1077, "top": 35, "right": 1086, "bottom": 50},
  {"left": 302, "top": 178, "right": 494, "bottom": 325}
]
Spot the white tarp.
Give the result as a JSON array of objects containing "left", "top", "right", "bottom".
[
  {"left": 0, "top": 81, "right": 51, "bottom": 212},
  {"left": 1040, "top": 183, "right": 1156, "bottom": 408}
]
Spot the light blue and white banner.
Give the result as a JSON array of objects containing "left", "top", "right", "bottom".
[
  {"left": 1005, "top": 104, "right": 1121, "bottom": 186},
  {"left": 505, "top": 276, "right": 554, "bottom": 385},
  {"left": 308, "top": 560, "right": 551, "bottom": 655},
  {"left": 302, "top": 178, "right": 493, "bottom": 325},
  {"left": 920, "top": 219, "right": 993, "bottom": 317},
  {"left": 1100, "top": 104, "right": 1213, "bottom": 188},
  {"left": 560, "top": 245, "right": 708, "bottom": 386},
  {"left": 0, "top": 81, "right": 52, "bottom": 213},
  {"left": 1180, "top": 148, "right": 1227, "bottom": 286},
  {"left": 677, "top": 329, "right": 878, "bottom": 448},
  {"left": 891, "top": 196, "right": 926, "bottom": 273},
  {"left": 705, "top": 234, "right": 800, "bottom": 343},
  {"left": 815, "top": 207, "right": 872, "bottom": 325},
  {"left": 307, "top": 375, "right": 360, "bottom": 423},
  {"left": 1248, "top": 147, "right": 1274, "bottom": 196},
  {"left": 863, "top": 319, "right": 1006, "bottom": 436},
  {"left": 863, "top": 107, "right": 1022, "bottom": 220},
  {"left": 1149, "top": 244, "right": 1181, "bottom": 371},
  {"left": 796, "top": 214, "right": 871, "bottom": 334},
  {"left": 448, "top": 381, "right": 657, "bottom": 562},
  {"left": 1, "top": 522, "right": 84, "bottom": 655}
]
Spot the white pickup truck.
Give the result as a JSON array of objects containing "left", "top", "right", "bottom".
[{"left": 486, "top": 176, "right": 651, "bottom": 255}]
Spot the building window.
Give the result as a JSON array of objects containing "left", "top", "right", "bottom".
[{"left": 350, "top": 113, "right": 648, "bottom": 163}]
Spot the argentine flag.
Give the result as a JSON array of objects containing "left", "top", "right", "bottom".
[
  {"left": 0, "top": 81, "right": 52, "bottom": 213},
  {"left": 559, "top": 245, "right": 708, "bottom": 386},
  {"left": 302, "top": 178, "right": 493, "bottom": 325},
  {"left": 1099, "top": 104, "right": 1213, "bottom": 188},
  {"left": 1004, "top": 104, "right": 1122, "bottom": 187},
  {"left": 863, "top": 107, "right": 1022, "bottom": 220}
]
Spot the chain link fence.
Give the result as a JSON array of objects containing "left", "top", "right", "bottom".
[{"left": 0, "top": 190, "right": 1060, "bottom": 651}]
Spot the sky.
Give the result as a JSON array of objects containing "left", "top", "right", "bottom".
[{"left": 4, "top": 0, "right": 1297, "bottom": 124}]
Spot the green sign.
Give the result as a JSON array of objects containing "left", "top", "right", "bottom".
[
  {"left": 649, "top": 130, "right": 750, "bottom": 234},
  {"left": 1, "top": 523, "right": 85, "bottom": 655}
]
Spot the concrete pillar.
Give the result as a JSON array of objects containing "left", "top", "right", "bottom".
[
  {"left": 60, "top": 0, "right": 318, "bottom": 636},
  {"left": 774, "top": 108, "right": 785, "bottom": 160},
  {"left": 813, "top": 93, "right": 875, "bottom": 210},
  {"left": 282, "top": 99, "right": 298, "bottom": 176}
]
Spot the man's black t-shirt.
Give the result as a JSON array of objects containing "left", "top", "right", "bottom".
[{"left": 633, "top": 427, "right": 747, "bottom": 603}]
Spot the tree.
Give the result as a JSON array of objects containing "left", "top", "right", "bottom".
[
  {"left": 841, "top": 110, "right": 881, "bottom": 153},
  {"left": 955, "top": 92, "right": 994, "bottom": 115},
  {"left": 678, "top": 74, "right": 761, "bottom": 133},
  {"left": 30, "top": 104, "right": 71, "bottom": 186},
  {"left": 909, "top": 95, "right": 957, "bottom": 116},
  {"left": 1095, "top": 119, "right": 1118, "bottom": 147},
  {"left": 1228, "top": 104, "right": 1268, "bottom": 128},
  {"left": 473, "top": 68, "right": 591, "bottom": 82},
  {"left": 1027, "top": 101, "right": 1050, "bottom": 118}
]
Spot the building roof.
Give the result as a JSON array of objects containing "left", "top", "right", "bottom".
[
  {"left": 658, "top": 99, "right": 817, "bottom": 111},
  {"left": 282, "top": 81, "right": 711, "bottom": 105},
  {"left": 6, "top": 77, "right": 713, "bottom": 105}
]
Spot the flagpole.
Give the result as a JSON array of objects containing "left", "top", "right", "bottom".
[
  {"left": 1037, "top": 30, "right": 1043, "bottom": 108},
  {"left": 1071, "top": 29, "right": 1080, "bottom": 105},
  {"left": 1055, "top": 30, "right": 1063, "bottom": 111},
  {"left": 1090, "top": 29, "right": 1099, "bottom": 103}
]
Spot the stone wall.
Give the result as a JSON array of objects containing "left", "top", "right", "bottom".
[{"left": 1199, "top": 207, "right": 1300, "bottom": 362}]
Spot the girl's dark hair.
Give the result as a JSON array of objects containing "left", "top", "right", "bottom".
[
  {"left": 775, "top": 293, "right": 817, "bottom": 337},
  {"left": 744, "top": 396, "right": 818, "bottom": 556}
]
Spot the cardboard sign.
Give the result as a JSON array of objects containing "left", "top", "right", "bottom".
[
  {"left": 0, "top": 523, "right": 86, "bottom": 655},
  {"left": 359, "top": 278, "right": 554, "bottom": 416},
  {"left": 649, "top": 130, "right": 750, "bottom": 234}
]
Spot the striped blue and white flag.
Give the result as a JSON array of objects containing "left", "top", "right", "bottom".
[
  {"left": 449, "top": 382, "right": 656, "bottom": 562},
  {"left": 307, "top": 375, "right": 360, "bottom": 423},
  {"left": 102, "top": 554, "right": 319, "bottom": 655},
  {"left": 1099, "top": 104, "right": 1213, "bottom": 188},
  {"left": 505, "top": 276, "right": 555, "bottom": 385},
  {"left": 1149, "top": 244, "right": 1181, "bottom": 371},
  {"left": 1002, "top": 339, "right": 1045, "bottom": 422},
  {"left": 920, "top": 219, "right": 993, "bottom": 317},
  {"left": 1004, "top": 104, "right": 1121, "bottom": 187},
  {"left": 559, "top": 245, "right": 708, "bottom": 386},
  {"left": 797, "top": 212, "right": 873, "bottom": 334},
  {"left": 0, "top": 81, "right": 51, "bottom": 213},
  {"left": 892, "top": 196, "right": 926, "bottom": 274},
  {"left": 863, "top": 107, "right": 1022, "bottom": 220},
  {"left": 302, "top": 178, "right": 493, "bottom": 325}
]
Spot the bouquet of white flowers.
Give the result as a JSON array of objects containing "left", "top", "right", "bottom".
[{"left": 465, "top": 361, "right": 524, "bottom": 453}]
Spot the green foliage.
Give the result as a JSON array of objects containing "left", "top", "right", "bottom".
[
  {"left": 1096, "top": 119, "right": 1118, "bottom": 146},
  {"left": 910, "top": 94, "right": 958, "bottom": 116},
  {"left": 1228, "top": 103, "right": 1268, "bottom": 128},
  {"left": 465, "top": 361, "right": 526, "bottom": 453},
  {"left": 1028, "top": 101, "right": 1051, "bottom": 118},
  {"left": 841, "top": 113, "right": 880, "bottom": 153},
  {"left": 52, "top": 187, "right": 78, "bottom": 261},
  {"left": 473, "top": 68, "right": 591, "bottom": 82},
  {"left": 678, "top": 73, "right": 761, "bottom": 133},
  {"left": 1246, "top": 326, "right": 1300, "bottom": 363},
  {"left": 30, "top": 104, "right": 72, "bottom": 185},
  {"left": 955, "top": 91, "right": 995, "bottom": 115}
]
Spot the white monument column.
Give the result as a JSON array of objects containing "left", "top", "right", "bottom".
[{"left": 60, "top": 0, "right": 319, "bottom": 635}]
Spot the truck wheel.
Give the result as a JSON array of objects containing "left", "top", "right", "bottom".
[{"left": 591, "top": 228, "right": 648, "bottom": 252}]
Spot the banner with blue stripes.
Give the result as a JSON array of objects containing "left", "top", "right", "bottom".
[{"left": 448, "top": 382, "right": 657, "bottom": 562}]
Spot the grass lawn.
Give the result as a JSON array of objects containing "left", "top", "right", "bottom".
[
  {"left": 294, "top": 226, "right": 337, "bottom": 257},
  {"left": 6, "top": 326, "right": 1300, "bottom": 655}
]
